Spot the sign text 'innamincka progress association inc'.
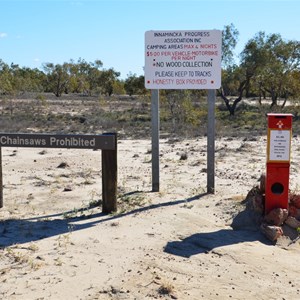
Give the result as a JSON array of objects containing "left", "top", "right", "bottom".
[{"left": 145, "top": 30, "right": 222, "bottom": 90}]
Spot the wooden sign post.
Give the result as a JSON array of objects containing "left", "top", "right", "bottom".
[
  {"left": 0, "top": 147, "right": 2, "bottom": 208},
  {"left": 0, "top": 133, "right": 117, "bottom": 213}
]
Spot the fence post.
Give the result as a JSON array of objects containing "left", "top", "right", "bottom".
[
  {"left": 0, "top": 147, "right": 2, "bottom": 208},
  {"left": 102, "top": 133, "right": 117, "bottom": 213}
]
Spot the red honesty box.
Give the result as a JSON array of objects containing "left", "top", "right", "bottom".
[{"left": 265, "top": 114, "right": 293, "bottom": 214}]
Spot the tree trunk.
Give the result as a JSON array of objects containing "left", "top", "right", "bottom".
[
  {"left": 219, "top": 92, "right": 243, "bottom": 116},
  {"left": 270, "top": 92, "right": 278, "bottom": 108},
  {"left": 219, "top": 81, "right": 245, "bottom": 116},
  {"left": 281, "top": 98, "right": 287, "bottom": 109}
]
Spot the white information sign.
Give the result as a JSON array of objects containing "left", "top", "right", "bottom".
[
  {"left": 269, "top": 130, "right": 291, "bottom": 162},
  {"left": 145, "top": 30, "right": 222, "bottom": 89}
]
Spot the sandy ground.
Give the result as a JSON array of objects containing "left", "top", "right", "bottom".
[{"left": 0, "top": 135, "right": 300, "bottom": 300}]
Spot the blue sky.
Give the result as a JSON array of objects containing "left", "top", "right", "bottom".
[{"left": 1, "top": 0, "right": 300, "bottom": 79}]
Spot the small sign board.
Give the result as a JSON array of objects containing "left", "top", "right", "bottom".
[
  {"left": 0, "top": 133, "right": 115, "bottom": 150},
  {"left": 268, "top": 130, "right": 291, "bottom": 162},
  {"left": 0, "top": 132, "right": 117, "bottom": 212},
  {"left": 144, "top": 30, "right": 222, "bottom": 89}
]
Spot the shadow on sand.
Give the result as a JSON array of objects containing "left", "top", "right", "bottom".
[
  {"left": 0, "top": 192, "right": 207, "bottom": 248},
  {"left": 164, "top": 228, "right": 271, "bottom": 258},
  {"left": 164, "top": 209, "right": 273, "bottom": 258}
]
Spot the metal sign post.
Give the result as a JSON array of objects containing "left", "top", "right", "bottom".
[
  {"left": 151, "top": 89, "right": 160, "bottom": 192},
  {"left": 207, "top": 89, "right": 216, "bottom": 193},
  {"left": 145, "top": 29, "right": 222, "bottom": 193}
]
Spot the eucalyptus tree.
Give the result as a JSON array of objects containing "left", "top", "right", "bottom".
[
  {"left": 0, "top": 61, "right": 45, "bottom": 95},
  {"left": 220, "top": 64, "right": 249, "bottom": 115},
  {"left": 43, "top": 62, "right": 71, "bottom": 97},
  {"left": 222, "top": 23, "right": 239, "bottom": 68},
  {"left": 85, "top": 59, "right": 103, "bottom": 96},
  {"left": 218, "top": 23, "right": 247, "bottom": 115},
  {"left": 43, "top": 59, "right": 123, "bottom": 97},
  {"left": 12, "top": 65, "right": 46, "bottom": 93},
  {"left": 124, "top": 73, "right": 147, "bottom": 96},
  {"left": 98, "top": 68, "right": 120, "bottom": 96},
  {"left": 0, "top": 59, "right": 13, "bottom": 95},
  {"left": 67, "top": 58, "right": 91, "bottom": 94},
  {"left": 241, "top": 32, "right": 300, "bottom": 107}
]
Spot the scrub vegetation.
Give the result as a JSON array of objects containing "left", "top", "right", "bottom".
[
  {"left": 0, "top": 24, "right": 300, "bottom": 136},
  {"left": 1, "top": 92, "right": 300, "bottom": 139}
]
